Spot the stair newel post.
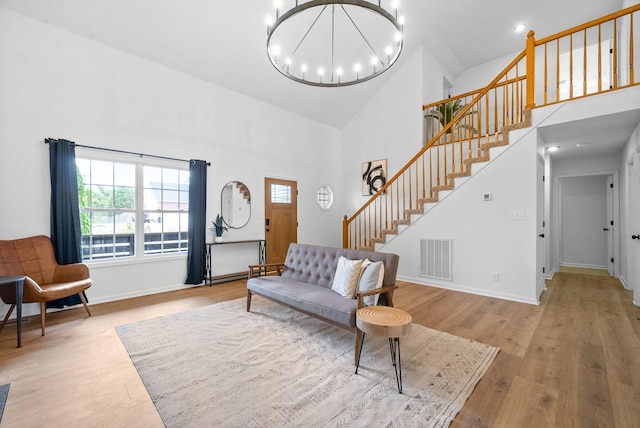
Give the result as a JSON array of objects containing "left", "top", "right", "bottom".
[
  {"left": 342, "top": 215, "right": 348, "bottom": 248},
  {"left": 526, "top": 30, "right": 536, "bottom": 109}
]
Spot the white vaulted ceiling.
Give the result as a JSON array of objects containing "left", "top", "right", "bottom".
[{"left": 0, "top": 0, "right": 625, "bottom": 129}]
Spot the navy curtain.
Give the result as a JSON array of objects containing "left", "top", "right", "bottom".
[
  {"left": 185, "top": 160, "right": 208, "bottom": 284},
  {"left": 48, "top": 138, "right": 85, "bottom": 308}
]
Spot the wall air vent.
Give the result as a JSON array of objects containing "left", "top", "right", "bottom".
[{"left": 419, "top": 238, "right": 452, "bottom": 280}]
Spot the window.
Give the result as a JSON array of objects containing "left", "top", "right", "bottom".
[
  {"left": 271, "top": 183, "right": 292, "bottom": 203},
  {"left": 77, "top": 157, "right": 189, "bottom": 261},
  {"left": 316, "top": 185, "right": 333, "bottom": 210}
]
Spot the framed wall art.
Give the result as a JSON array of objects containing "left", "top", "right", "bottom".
[{"left": 362, "top": 158, "right": 387, "bottom": 196}]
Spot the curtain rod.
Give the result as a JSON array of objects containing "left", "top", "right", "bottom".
[{"left": 44, "top": 138, "right": 210, "bottom": 166}]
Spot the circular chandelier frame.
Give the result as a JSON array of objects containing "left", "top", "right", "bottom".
[{"left": 266, "top": 0, "right": 404, "bottom": 88}]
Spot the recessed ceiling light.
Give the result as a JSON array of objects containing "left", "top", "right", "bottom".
[
  {"left": 547, "top": 146, "right": 560, "bottom": 152},
  {"left": 514, "top": 23, "right": 526, "bottom": 33}
]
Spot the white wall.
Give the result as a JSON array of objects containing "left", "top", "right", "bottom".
[
  {"left": 422, "top": 47, "right": 453, "bottom": 106},
  {"left": 0, "top": 8, "right": 342, "bottom": 313},
  {"left": 454, "top": 50, "right": 521, "bottom": 95},
  {"left": 341, "top": 48, "right": 425, "bottom": 218}
]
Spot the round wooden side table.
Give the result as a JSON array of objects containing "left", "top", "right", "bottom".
[{"left": 355, "top": 305, "right": 412, "bottom": 393}]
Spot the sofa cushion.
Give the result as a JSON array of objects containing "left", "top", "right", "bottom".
[
  {"left": 248, "top": 276, "right": 358, "bottom": 328},
  {"left": 358, "top": 260, "right": 385, "bottom": 306},
  {"left": 330, "top": 256, "right": 362, "bottom": 298}
]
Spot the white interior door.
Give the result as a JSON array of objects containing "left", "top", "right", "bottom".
[
  {"left": 536, "top": 155, "right": 545, "bottom": 300},
  {"left": 631, "top": 153, "right": 640, "bottom": 305}
]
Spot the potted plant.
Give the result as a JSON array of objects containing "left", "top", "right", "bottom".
[
  {"left": 211, "top": 214, "right": 228, "bottom": 242},
  {"left": 426, "top": 99, "right": 477, "bottom": 139}
]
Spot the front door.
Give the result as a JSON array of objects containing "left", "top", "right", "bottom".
[{"left": 264, "top": 177, "right": 298, "bottom": 264}]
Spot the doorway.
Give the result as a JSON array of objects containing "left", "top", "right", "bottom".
[
  {"left": 264, "top": 177, "right": 298, "bottom": 264},
  {"left": 628, "top": 153, "right": 640, "bottom": 305},
  {"left": 555, "top": 173, "right": 616, "bottom": 275}
]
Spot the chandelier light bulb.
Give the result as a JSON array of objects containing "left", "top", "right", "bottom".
[
  {"left": 391, "top": 0, "right": 400, "bottom": 9},
  {"left": 395, "top": 32, "right": 402, "bottom": 42},
  {"left": 354, "top": 63, "right": 362, "bottom": 72},
  {"left": 336, "top": 67, "right": 343, "bottom": 76},
  {"left": 265, "top": 15, "right": 274, "bottom": 27},
  {"left": 270, "top": 45, "right": 281, "bottom": 64},
  {"left": 301, "top": 64, "right": 308, "bottom": 72},
  {"left": 398, "top": 16, "right": 405, "bottom": 25},
  {"left": 318, "top": 68, "right": 324, "bottom": 76},
  {"left": 285, "top": 57, "right": 292, "bottom": 65},
  {"left": 385, "top": 46, "right": 393, "bottom": 63},
  {"left": 273, "top": 0, "right": 282, "bottom": 19}
]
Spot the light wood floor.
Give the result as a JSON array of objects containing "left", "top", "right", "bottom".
[{"left": 0, "top": 272, "right": 639, "bottom": 427}]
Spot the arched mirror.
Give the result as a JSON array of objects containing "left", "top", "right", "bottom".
[{"left": 221, "top": 181, "right": 251, "bottom": 229}]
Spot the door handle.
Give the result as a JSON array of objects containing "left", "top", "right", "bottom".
[
  {"left": 539, "top": 234, "right": 545, "bottom": 238},
  {"left": 633, "top": 235, "right": 640, "bottom": 240},
  {"left": 266, "top": 229, "right": 270, "bottom": 232},
  {"left": 603, "top": 228, "right": 609, "bottom": 231}
]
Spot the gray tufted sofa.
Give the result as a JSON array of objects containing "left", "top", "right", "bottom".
[{"left": 246, "top": 243, "right": 400, "bottom": 363}]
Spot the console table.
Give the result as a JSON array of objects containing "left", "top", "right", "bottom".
[
  {"left": 0, "top": 275, "right": 25, "bottom": 348},
  {"left": 205, "top": 239, "right": 266, "bottom": 285}
]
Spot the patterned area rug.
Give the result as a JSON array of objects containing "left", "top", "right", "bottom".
[{"left": 116, "top": 298, "right": 499, "bottom": 427}]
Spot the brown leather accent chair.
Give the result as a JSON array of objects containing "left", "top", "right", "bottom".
[{"left": 0, "top": 235, "right": 92, "bottom": 336}]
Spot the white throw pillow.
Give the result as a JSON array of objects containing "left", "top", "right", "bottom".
[
  {"left": 358, "top": 259, "right": 385, "bottom": 306},
  {"left": 331, "top": 256, "right": 363, "bottom": 298}
]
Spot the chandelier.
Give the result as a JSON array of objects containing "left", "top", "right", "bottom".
[{"left": 266, "top": 0, "right": 404, "bottom": 88}]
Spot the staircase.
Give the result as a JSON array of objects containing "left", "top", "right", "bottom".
[
  {"left": 371, "top": 112, "right": 532, "bottom": 250},
  {"left": 343, "top": 4, "right": 640, "bottom": 250}
]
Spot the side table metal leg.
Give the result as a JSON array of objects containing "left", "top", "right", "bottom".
[
  {"left": 355, "top": 331, "right": 366, "bottom": 374},
  {"left": 16, "top": 278, "right": 23, "bottom": 348},
  {"left": 389, "top": 337, "right": 402, "bottom": 393}
]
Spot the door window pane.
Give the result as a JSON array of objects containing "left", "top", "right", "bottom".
[{"left": 271, "top": 184, "right": 291, "bottom": 204}]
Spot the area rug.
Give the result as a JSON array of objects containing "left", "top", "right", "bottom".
[
  {"left": 116, "top": 298, "right": 499, "bottom": 428},
  {"left": 0, "top": 383, "right": 9, "bottom": 423}
]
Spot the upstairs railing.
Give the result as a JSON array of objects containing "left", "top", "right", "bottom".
[{"left": 343, "top": 4, "right": 639, "bottom": 250}]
